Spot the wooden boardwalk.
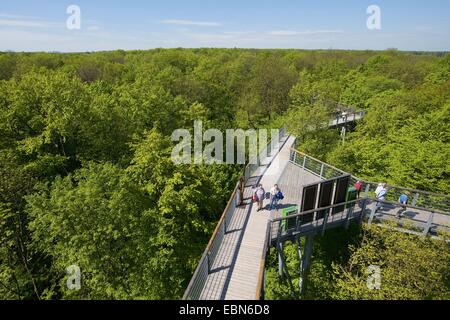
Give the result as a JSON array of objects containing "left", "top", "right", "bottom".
[{"left": 197, "top": 134, "right": 296, "bottom": 300}]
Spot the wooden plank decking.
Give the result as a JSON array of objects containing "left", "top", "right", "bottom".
[{"left": 198, "top": 134, "right": 296, "bottom": 300}]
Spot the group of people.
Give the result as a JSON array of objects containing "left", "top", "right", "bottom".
[
  {"left": 355, "top": 180, "right": 409, "bottom": 216},
  {"left": 252, "top": 184, "right": 284, "bottom": 212},
  {"left": 238, "top": 176, "right": 410, "bottom": 216},
  {"left": 236, "top": 178, "right": 284, "bottom": 212}
]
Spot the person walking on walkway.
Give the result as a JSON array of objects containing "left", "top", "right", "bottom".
[
  {"left": 375, "top": 183, "right": 384, "bottom": 198},
  {"left": 354, "top": 180, "right": 362, "bottom": 199},
  {"left": 269, "top": 184, "right": 283, "bottom": 211},
  {"left": 375, "top": 183, "right": 388, "bottom": 212},
  {"left": 237, "top": 176, "right": 245, "bottom": 207},
  {"left": 254, "top": 184, "right": 266, "bottom": 212},
  {"left": 397, "top": 192, "right": 409, "bottom": 217}
]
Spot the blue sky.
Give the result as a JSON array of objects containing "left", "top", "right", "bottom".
[{"left": 1, "top": 0, "right": 449, "bottom": 52}]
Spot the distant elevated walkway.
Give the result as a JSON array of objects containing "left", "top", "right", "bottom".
[{"left": 329, "top": 110, "right": 366, "bottom": 127}]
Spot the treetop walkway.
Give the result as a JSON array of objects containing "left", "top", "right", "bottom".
[
  {"left": 183, "top": 120, "right": 450, "bottom": 301},
  {"left": 330, "top": 110, "right": 366, "bottom": 127}
]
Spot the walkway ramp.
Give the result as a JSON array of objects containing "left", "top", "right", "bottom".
[
  {"left": 184, "top": 132, "right": 295, "bottom": 300},
  {"left": 224, "top": 135, "right": 296, "bottom": 300}
]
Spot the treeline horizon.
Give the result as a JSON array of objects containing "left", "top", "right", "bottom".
[{"left": 2, "top": 48, "right": 449, "bottom": 55}]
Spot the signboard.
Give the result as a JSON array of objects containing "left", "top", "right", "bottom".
[
  {"left": 301, "top": 184, "right": 318, "bottom": 223},
  {"left": 332, "top": 175, "right": 350, "bottom": 214},
  {"left": 317, "top": 180, "right": 334, "bottom": 220},
  {"left": 281, "top": 206, "right": 298, "bottom": 233}
]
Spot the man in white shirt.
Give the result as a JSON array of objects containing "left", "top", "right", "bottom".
[
  {"left": 375, "top": 183, "right": 388, "bottom": 212},
  {"left": 255, "top": 184, "right": 266, "bottom": 212},
  {"left": 375, "top": 183, "right": 383, "bottom": 197}
]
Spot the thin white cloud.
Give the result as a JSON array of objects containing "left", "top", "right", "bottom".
[
  {"left": 415, "top": 26, "right": 435, "bottom": 31},
  {"left": 0, "top": 18, "right": 62, "bottom": 28},
  {"left": 87, "top": 26, "right": 101, "bottom": 31},
  {"left": 160, "top": 19, "right": 221, "bottom": 27},
  {"left": 0, "top": 28, "right": 161, "bottom": 52},
  {"left": 268, "top": 30, "right": 344, "bottom": 36},
  {"left": 0, "top": 13, "right": 45, "bottom": 20},
  {"left": 0, "top": 12, "right": 102, "bottom": 34}
]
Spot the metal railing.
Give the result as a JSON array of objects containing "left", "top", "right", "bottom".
[
  {"left": 290, "top": 149, "right": 347, "bottom": 180},
  {"left": 256, "top": 195, "right": 450, "bottom": 299},
  {"left": 359, "top": 181, "right": 450, "bottom": 213},
  {"left": 270, "top": 198, "right": 449, "bottom": 244},
  {"left": 244, "top": 128, "right": 285, "bottom": 182},
  {"left": 183, "top": 128, "right": 288, "bottom": 300},
  {"left": 182, "top": 179, "right": 240, "bottom": 300},
  {"left": 271, "top": 198, "right": 366, "bottom": 241}
]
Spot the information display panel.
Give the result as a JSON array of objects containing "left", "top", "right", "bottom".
[{"left": 332, "top": 175, "right": 350, "bottom": 215}]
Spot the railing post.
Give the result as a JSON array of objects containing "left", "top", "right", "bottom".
[
  {"left": 364, "top": 184, "right": 370, "bottom": 198},
  {"left": 320, "top": 164, "right": 324, "bottom": 179},
  {"left": 359, "top": 198, "right": 367, "bottom": 223},
  {"left": 278, "top": 242, "right": 284, "bottom": 278},
  {"left": 412, "top": 193, "right": 419, "bottom": 206},
  {"left": 206, "top": 252, "right": 211, "bottom": 273},
  {"left": 368, "top": 207, "right": 376, "bottom": 227},
  {"left": 345, "top": 205, "right": 354, "bottom": 229},
  {"left": 268, "top": 222, "right": 273, "bottom": 247},
  {"left": 302, "top": 156, "right": 306, "bottom": 169},
  {"left": 422, "top": 212, "right": 434, "bottom": 237},
  {"left": 262, "top": 268, "right": 266, "bottom": 300},
  {"left": 293, "top": 150, "right": 297, "bottom": 164},
  {"left": 322, "top": 210, "right": 329, "bottom": 236}
]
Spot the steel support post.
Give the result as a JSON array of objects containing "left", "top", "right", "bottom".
[{"left": 278, "top": 242, "right": 284, "bottom": 278}]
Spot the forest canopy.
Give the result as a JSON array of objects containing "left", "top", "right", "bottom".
[{"left": 0, "top": 49, "right": 449, "bottom": 299}]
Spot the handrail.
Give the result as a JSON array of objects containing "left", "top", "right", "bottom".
[
  {"left": 255, "top": 221, "right": 271, "bottom": 300},
  {"left": 291, "top": 149, "right": 347, "bottom": 176},
  {"left": 272, "top": 199, "right": 359, "bottom": 223},
  {"left": 271, "top": 197, "right": 450, "bottom": 222},
  {"left": 206, "top": 182, "right": 239, "bottom": 251},
  {"left": 360, "top": 180, "right": 450, "bottom": 198},
  {"left": 182, "top": 180, "right": 240, "bottom": 300}
]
